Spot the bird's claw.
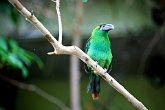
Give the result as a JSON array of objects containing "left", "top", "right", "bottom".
[
  {"left": 104, "top": 69, "right": 107, "bottom": 74},
  {"left": 95, "top": 61, "right": 98, "bottom": 68},
  {"left": 31, "top": 10, "right": 34, "bottom": 16}
]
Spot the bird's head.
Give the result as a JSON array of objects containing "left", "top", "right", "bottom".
[
  {"left": 99, "top": 24, "right": 114, "bottom": 31},
  {"left": 92, "top": 24, "right": 114, "bottom": 36}
]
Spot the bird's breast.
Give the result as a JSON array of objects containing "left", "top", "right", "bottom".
[{"left": 87, "top": 44, "right": 111, "bottom": 61}]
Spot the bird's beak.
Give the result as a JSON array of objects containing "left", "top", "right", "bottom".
[{"left": 100, "top": 24, "right": 115, "bottom": 31}]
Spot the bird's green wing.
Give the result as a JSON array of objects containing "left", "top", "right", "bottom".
[
  {"left": 85, "top": 37, "right": 91, "bottom": 53},
  {"left": 84, "top": 37, "right": 91, "bottom": 73},
  {"left": 105, "top": 51, "right": 113, "bottom": 74}
]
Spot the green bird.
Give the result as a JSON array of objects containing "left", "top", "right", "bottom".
[{"left": 84, "top": 24, "right": 114, "bottom": 100}]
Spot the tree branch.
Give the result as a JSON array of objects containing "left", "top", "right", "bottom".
[
  {"left": 138, "top": 22, "right": 165, "bottom": 74},
  {"left": 0, "top": 74, "right": 70, "bottom": 110},
  {"left": 51, "top": 0, "right": 63, "bottom": 43},
  {"left": 8, "top": 0, "right": 148, "bottom": 110}
]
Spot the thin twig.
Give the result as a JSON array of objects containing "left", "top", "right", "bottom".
[
  {"left": 138, "top": 22, "right": 165, "bottom": 74},
  {"left": 8, "top": 0, "right": 148, "bottom": 110},
  {"left": 0, "top": 74, "right": 70, "bottom": 110},
  {"left": 51, "top": 0, "right": 63, "bottom": 43}
]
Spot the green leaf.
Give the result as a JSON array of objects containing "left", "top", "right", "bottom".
[
  {"left": 24, "top": 51, "right": 44, "bottom": 69},
  {"left": 7, "top": 53, "right": 28, "bottom": 78},
  {"left": 0, "top": 37, "right": 10, "bottom": 65},
  {"left": 8, "top": 39, "right": 32, "bottom": 66},
  {"left": 11, "top": 8, "right": 20, "bottom": 24},
  {"left": 0, "top": 48, "right": 9, "bottom": 63},
  {"left": 0, "top": 38, "right": 43, "bottom": 77},
  {"left": 82, "top": 0, "right": 88, "bottom": 3},
  {"left": 0, "top": 37, "right": 8, "bottom": 51},
  {"left": 8, "top": 39, "right": 19, "bottom": 53},
  {"left": 7, "top": 53, "right": 23, "bottom": 67},
  {"left": 7, "top": 39, "right": 44, "bottom": 68},
  {"left": 17, "top": 48, "right": 32, "bottom": 66},
  {"left": 20, "top": 66, "right": 28, "bottom": 78},
  {"left": 0, "top": 107, "right": 6, "bottom": 110}
]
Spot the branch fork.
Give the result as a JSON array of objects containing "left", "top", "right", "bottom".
[{"left": 8, "top": 0, "right": 148, "bottom": 110}]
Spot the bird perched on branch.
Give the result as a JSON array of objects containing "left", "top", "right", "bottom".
[{"left": 84, "top": 24, "right": 114, "bottom": 100}]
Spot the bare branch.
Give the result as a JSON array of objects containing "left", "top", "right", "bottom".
[
  {"left": 138, "top": 22, "right": 165, "bottom": 73},
  {"left": 8, "top": 0, "right": 62, "bottom": 53},
  {"left": 51, "top": 0, "right": 63, "bottom": 43},
  {"left": 8, "top": 0, "right": 148, "bottom": 110},
  {"left": 0, "top": 74, "right": 70, "bottom": 110}
]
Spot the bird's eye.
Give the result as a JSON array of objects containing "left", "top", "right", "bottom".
[{"left": 100, "top": 24, "right": 105, "bottom": 28}]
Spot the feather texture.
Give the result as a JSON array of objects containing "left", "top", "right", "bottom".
[{"left": 84, "top": 24, "right": 113, "bottom": 99}]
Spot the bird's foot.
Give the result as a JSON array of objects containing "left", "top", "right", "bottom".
[
  {"left": 104, "top": 68, "right": 107, "bottom": 74},
  {"left": 95, "top": 61, "right": 98, "bottom": 68}
]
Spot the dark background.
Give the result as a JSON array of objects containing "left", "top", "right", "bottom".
[{"left": 0, "top": 0, "right": 165, "bottom": 110}]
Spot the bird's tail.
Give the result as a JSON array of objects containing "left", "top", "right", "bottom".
[{"left": 87, "top": 73, "right": 100, "bottom": 100}]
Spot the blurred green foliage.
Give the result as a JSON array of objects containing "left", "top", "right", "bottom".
[
  {"left": 0, "top": 107, "right": 5, "bottom": 110},
  {"left": 0, "top": 36, "right": 44, "bottom": 77},
  {"left": 82, "top": 0, "right": 88, "bottom": 3}
]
